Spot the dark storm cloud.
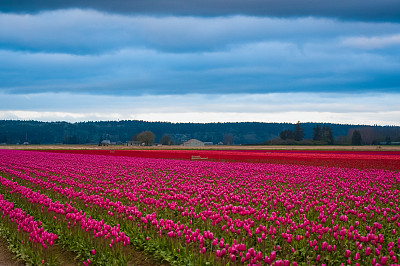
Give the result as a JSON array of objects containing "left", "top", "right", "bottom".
[{"left": 1, "top": 0, "right": 400, "bottom": 21}]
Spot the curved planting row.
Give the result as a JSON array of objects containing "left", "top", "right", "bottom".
[
  {"left": 0, "top": 193, "right": 57, "bottom": 265},
  {"left": 0, "top": 172, "right": 131, "bottom": 265},
  {"left": 0, "top": 149, "right": 399, "bottom": 265}
]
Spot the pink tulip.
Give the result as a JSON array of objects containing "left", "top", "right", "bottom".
[
  {"left": 270, "top": 251, "right": 276, "bottom": 260},
  {"left": 344, "top": 250, "right": 351, "bottom": 258},
  {"left": 365, "top": 247, "right": 371, "bottom": 256}
]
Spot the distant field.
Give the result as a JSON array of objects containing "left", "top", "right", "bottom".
[
  {"left": 2, "top": 144, "right": 400, "bottom": 171},
  {"left": 1, "top": 144, "right": 400, "bottom": 151}
]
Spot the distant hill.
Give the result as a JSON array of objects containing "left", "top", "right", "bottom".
[{"left": 0, "top": 120, "right": 399, "bottom": 145}]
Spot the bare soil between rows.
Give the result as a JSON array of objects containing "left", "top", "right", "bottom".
[
  {"left": 0, "top": 236, "right": 24, "bottom": 266},
  {"left": 0, "top": 234, "right": 166, "bottom": 266}
]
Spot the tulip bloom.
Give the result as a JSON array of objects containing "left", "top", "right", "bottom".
[
  {"left": 344, "top": 250, "right": 351, "bottom": 258},
  {"left": 365, "top": 247, "right": 371, "bottom": 256}
]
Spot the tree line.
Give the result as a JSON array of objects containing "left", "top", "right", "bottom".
[
  {"left": 276, "top": 122, "right": 333, "bottom": 144},
  {"left": 276, "top": 122, "right": 399, "bottom": 145},
  {"left": 0, "top": 120, "right": 399, "bottom": 145}
]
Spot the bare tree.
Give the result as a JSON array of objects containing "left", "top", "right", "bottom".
[
  {"left": 136, "top": 131, "right": 155, "bottom": 146},
  {"left": 223, "top": 133, "right": 234, "bottom": 145},
  {"left": 160, "top": 134, "right": 173, "bottom": 145}
]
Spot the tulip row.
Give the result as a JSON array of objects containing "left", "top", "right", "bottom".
[
  {"left": 0, "top": 193, "right": 57, "bottom": 265},
  {"left": 0, "top": 173, "right": 131, "bottom": 265},
  {"left": 0, "top": 149, "right": 399, "bottom": 265}
]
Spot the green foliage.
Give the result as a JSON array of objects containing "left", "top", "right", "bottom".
[
  {"left": 2, "top": 119, "right": 396, "bottom": 145},
  {"left": 280, "top": 129, "right": 294, "bottom": 140},
  {"left": 0, "top": 216, "right": 58, "bottom": 265},
  {"left": 313, "top": 125, "right": 334, "bottom": 144},
  {"left": 294, "top": 121, "right": 304, "bottom": 141},
  {"left": 351, "top": 130, "right": 362, "bottom": 145}
]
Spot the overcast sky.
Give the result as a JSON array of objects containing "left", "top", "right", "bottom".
[{"left": 1, "top": 1, "right": 399, "bottom": 125}]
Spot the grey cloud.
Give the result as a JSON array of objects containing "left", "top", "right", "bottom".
[
  {"left": 1, "top": 0, "right": 400, "bottom": 22},
  {"left": 1, "top": 10, "right": 399, "bottom": 97},
  {"left": 341, "top": 34, "right": 400, "bottom": 49},
  {"left": 1, "top": 11, "right": 400, "bottom": 55},
  {"left": 1, "top": 40, "right": 399, "bottom": 96}
]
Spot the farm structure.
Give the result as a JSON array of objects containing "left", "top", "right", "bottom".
[{"left": 183, "top": 139, "right": 205, "bottom": 147}]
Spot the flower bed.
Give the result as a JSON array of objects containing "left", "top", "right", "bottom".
[
  {"left": 0, "top": 149, "right": 399, "bottom": 265},
  {"left": 39, "top": 149, "right": 400, "bottom": 171}
]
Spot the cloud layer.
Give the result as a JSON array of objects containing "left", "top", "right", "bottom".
[
  {"left": 0, "top": 5, "right": 399, "bottom": 125},
  {"left": 1, "top": 0, "right": 400, "bottom": 21},
  {"left": 1, "top": 10, "right": 400, "bottom": 96},
  {"left": 1, "top": 92, "right": 399, "bottom": 125}
]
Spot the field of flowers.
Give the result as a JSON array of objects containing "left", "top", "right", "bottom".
[
  {"left": 40, "top": 149, "right": 400, "bottom": 171},
  {"left": 0, "top": 149, "right": 399, "bottom": 265}
]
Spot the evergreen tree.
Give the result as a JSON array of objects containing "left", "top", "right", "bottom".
[
  {"left": 280, "top": 129, "right": 294, "bottom": 140},
  {"left": 351, "top": 130, "right": 362, "bottom": 145},
  {"left": 325, "top": 126, "right": 334, "bottom": 144},
  {"left": 294, "top": 121, "right": 304, "bottom": 141},
  {"left": 287, "top": 130, "right": 294, "bottom": 140},
  {"left": 280, "top": 130, "right": 288, "bottom": 140},
  {"left": 313, "top": 125, "right": 321, "bottom": 141},
  {"left": 312, "top": 124, "right": 334, "bottom": 144}
]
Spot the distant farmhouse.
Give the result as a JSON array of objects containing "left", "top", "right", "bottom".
[
  {"left": 183, "top": 139, "right": 205, "bottom": 147},
  {"left": 100, "top": 140, "right": 111, "bottom": 146},
  {"left": 126, "top": 140, "right": 141, "bottom": 146}
]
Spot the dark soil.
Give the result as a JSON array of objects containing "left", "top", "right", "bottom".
[
  {"left": 0, "top": 236, "right": 167, "bottom": 266},
  {"left": 0, "top": 236, "right": 24, "bottom": 266}
]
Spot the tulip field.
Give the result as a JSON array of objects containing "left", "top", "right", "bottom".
[
  {"left": 40, "top": 149, "right": 400, "bottom": 171},
  {"left": 0, "top": 149, "right": 399, "bottom": 265}
]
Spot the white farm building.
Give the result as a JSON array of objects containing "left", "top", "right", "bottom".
[{"left": 183, "top": 139, "right": 205, "bottom": 147}]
